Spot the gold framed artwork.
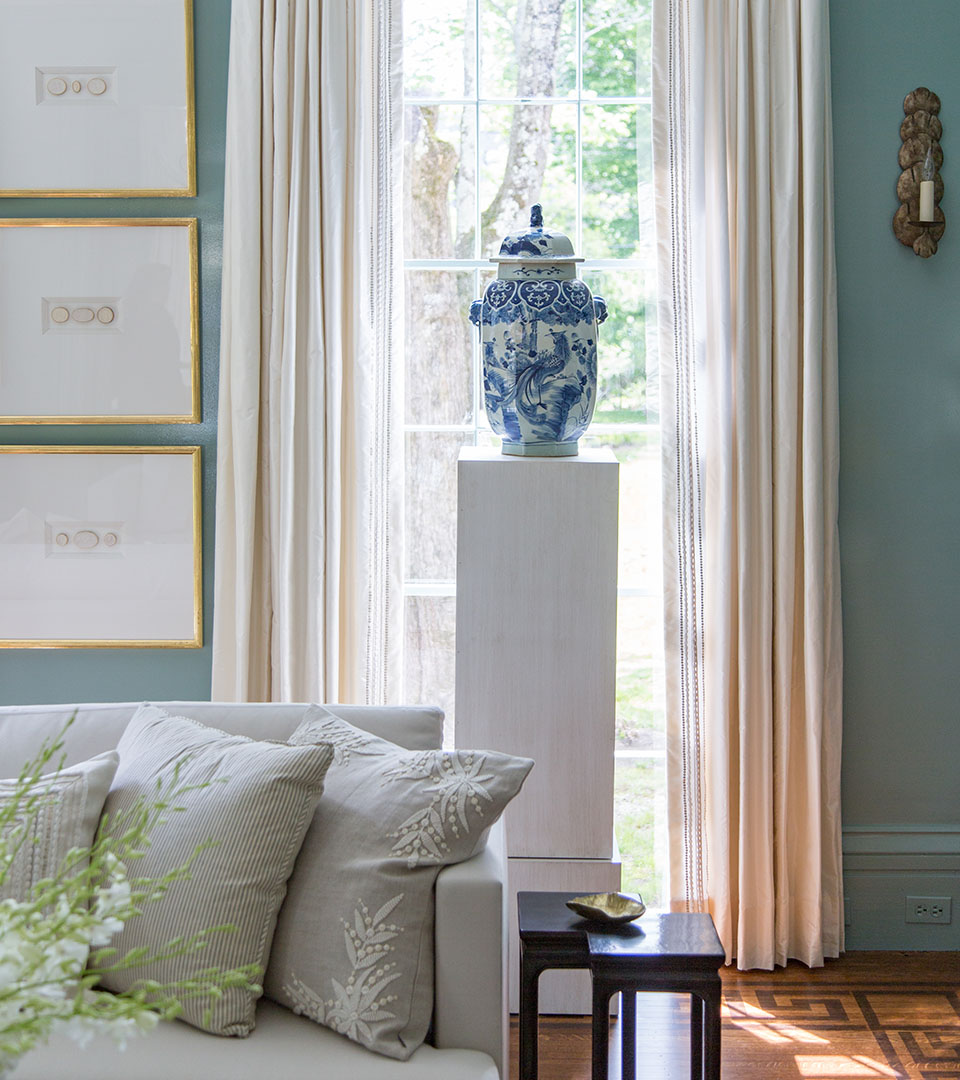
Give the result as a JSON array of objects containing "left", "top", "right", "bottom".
[
  {"left": 0, "top": 0, "right": 196, "bottom": 197},
  {"left": 0, "top": 446, "right": 202, "bottom": 648},
  {"left": 0, "top": 219, "right": 199, "bottom": 424}
]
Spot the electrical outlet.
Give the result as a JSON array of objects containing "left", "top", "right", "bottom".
[{"left": 905, "top": 895, "right": 952, "bottom": 924}]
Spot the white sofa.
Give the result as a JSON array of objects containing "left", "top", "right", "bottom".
[{"left": 0, "top": 702, "right": 508, "bottom": 1080}]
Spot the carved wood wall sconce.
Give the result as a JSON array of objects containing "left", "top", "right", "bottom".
[{"left": 893, "top": 87, "right": 945, "bottom": 258}]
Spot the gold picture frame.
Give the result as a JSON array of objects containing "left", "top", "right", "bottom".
[
  {"left": 0, "top": 0, "right": 196, "bottom": 198},
  {"left": 0, "top": 218, "right": 200, "bottom": 425},
  {"left": 0, "top": 445, "right": 202, "bottom": 649}
]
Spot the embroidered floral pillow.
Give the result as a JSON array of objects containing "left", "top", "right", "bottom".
[{"left": 264, "top": 708, "right": 533, "bottom": 1060}]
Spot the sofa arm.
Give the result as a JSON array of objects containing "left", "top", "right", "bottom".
[{"left": 433, "top": 818, "right": 509, "bottom": 1079}]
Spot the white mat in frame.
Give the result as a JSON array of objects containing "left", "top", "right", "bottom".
[
  {"left": 0, "top": 0, "right": 195, "bottom": 196},
  {"left": 0, "top": 219, "right": 199, "bottom": 424},
  {"left": 0, "top": 446, "right": 201, "bottom": 647}
]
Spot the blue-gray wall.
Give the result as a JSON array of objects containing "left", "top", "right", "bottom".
[
  {"left": 0, "top": 0, "right": 229, "bottom": 704},
  {"left": 833, "top": 0, "right": 960, "bottom": 947}
]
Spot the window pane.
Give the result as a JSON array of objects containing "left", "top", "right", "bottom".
[
  {"left": 580, "top": 269, "right": 657, "bottom": 423},
  {"left": 405, "top": 431, "right": 474, "bottom": 582},
  {"left": 404, "top": 0, "right": 475, "bottom": 100},
  {"left": 583, "top": 426, "right": 663, "bottom": 590},
  {"left": 613, "top": 429, "right": 662, "bottom": 590},
  {"left": 404, "top": 104, "right": 477, "bottom": 260},
  {"left": 479, "top": 0, "right": 577, "bottom": 100},
  {"left": 405, "top": 270, "right": 476, "bottom": 426},
  {"left": 615, "top": 755, "right": 665, "bottom": 905},
  {"left": 613, "top": 593, "right": 664, "bottom": 750},
  {"left": 581, "top": 104, "right": 650, "bottom": 261},
  {"left": 582, "top": 0, "right": 652, "bottom": 98},
  {"left": 479, "top": 103, "right": 577, "bottom": 257},
  {"left": 404, "top": 594, "right": 457, "bottom": 748}
]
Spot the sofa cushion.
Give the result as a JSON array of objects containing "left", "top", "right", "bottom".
[
  {"left": 96, "top": 704, "right": 334, "bottom": 1037},
  {"left": 0, "top": 749, "right": 119, "bottom": 903},
  {"left": 0, "top": 706, "right": 136, "bottom": 776},
  {"left": 12, "top": 1000, "right": 500, "bottom": 1080},
  {"left": 265, "top": 709, "right": 533, "bottom": 1061}
]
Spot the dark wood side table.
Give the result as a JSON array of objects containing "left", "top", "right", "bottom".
[{"left": 518, "top": 891, "right": 725, "bottom": 1080}]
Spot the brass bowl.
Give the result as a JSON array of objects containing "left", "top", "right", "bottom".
[{"left": 566, "top": 892, "right": 646, "bottom": 925}]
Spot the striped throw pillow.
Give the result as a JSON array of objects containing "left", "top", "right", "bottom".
[{"left": 96, "top": 704, "right": 334, "bottom": 1036}]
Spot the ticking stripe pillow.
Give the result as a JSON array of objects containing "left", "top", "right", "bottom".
[{"left": 96, "top": 704, "right": 334, "bottom": 1036}]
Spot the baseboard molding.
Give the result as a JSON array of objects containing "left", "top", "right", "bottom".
[
  {"left": 843, "top": 824, "right": 960, "bottom": 859},
  {"left": 842, "top": 825, "right": 960, "bottom": 949}
]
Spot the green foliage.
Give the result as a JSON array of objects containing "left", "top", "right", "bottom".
[
  {"left": 582, "top": 106, "right": 644, "bottom": 259},
  {"left": 582, "top": 0, "right": 652, "bottom": 97}
]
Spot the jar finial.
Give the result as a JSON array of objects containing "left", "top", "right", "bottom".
[{"left": 530, "top": 204, "right": 543, "bottom": 228}]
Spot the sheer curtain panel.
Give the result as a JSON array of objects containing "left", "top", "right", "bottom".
[
  {"left": 212, "top": 0, "right": 403, "bottom": 704},
  {"left": 653, "top": 0, "right": 843, "bottom": 968}
]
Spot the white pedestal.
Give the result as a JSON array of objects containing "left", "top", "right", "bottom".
[
  {"left": 455, "top": 447, "right": 619, "bottom": 859},
  {"left": 455, "top": 447, "right": 620, "bottom": 1013}
]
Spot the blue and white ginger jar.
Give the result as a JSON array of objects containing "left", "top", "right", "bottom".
[{"left": 469, "top": 204, "right": 607, "bottom": 457}]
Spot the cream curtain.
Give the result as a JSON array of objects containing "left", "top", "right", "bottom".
[
  {"left": 653, "top": 0, "right": 844, "bottom": 968},
  {"left": 212, "top": 0, "right": 403, "bottom": 704}
]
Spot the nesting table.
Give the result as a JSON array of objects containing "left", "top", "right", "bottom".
[{"left": 517, "top": 891, "right": 725, "bottom": 1080}]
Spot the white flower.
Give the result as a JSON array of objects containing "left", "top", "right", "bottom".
[
  {"left": 58, "top": 1009, "right": 158, "bottom": 1051},
  {"left": 88, "top": 857, "right": 132, "bottom": 946}
]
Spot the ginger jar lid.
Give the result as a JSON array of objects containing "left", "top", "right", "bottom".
[{"left": 490, "top": 204, "right": 583, "bottom": 264}]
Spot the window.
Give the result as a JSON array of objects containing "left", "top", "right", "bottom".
[{"left": 402, "top": 0, "right": 664, "bottom": 904}]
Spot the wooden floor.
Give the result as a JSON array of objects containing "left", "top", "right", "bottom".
[{"left": 509, "top": 952, "right": 960, "bottom": 1079}]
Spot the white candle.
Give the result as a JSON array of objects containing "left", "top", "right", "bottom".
[
  {"left": 919, "top": 180, "right": 935, "bottom": 222},
  {"left": 919, "top": 146, "right": 936, "bottom": 222}
]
